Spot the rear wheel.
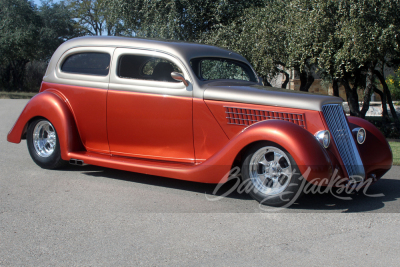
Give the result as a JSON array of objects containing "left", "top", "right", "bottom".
[
  {"left": 241, "top": 142, "right": 304, "bottom": 207},
  {"left": 26, "top": 118, "right": 66, "bottom": 169}
]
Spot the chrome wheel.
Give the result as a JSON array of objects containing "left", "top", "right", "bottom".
[
  {"left": 249, "top": 146, "right": 292, "bottom": 195},
  {"left": 32, "top": 120, "right": 57, "bottom": 157}
]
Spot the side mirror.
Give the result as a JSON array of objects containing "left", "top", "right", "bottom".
[{"left": 171, "top": 72, "right": 189, "bottom": 87}]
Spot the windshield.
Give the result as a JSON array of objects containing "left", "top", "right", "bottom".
[{"left": 190, "top": 57, "right": 257, "bottom": 82}]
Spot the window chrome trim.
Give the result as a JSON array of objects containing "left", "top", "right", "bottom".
[
  {"left": 109, "top": 48, "right": 192, "bottom": 97},
  {"left": 51, "top": 47, "right": 115, "bottom": 90}
]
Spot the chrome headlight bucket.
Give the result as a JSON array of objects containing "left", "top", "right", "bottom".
[
  {"left": 315, "top": 130, "right": 330, "bottom": 148},
  {"left": 352, "top": 127, "right": 366, "bottom": 144}
]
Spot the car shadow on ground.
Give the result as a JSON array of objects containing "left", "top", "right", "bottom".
[
  {"left": 61, "top": 164, "right": 254, "bottom": 201},
  {"left": 289, "top": 178, "right": 400, "bottom": 212},
  {"left": 61, "top": 165, "right": 399, "bottom": 212}
]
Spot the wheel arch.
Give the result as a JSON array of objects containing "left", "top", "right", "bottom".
[
  {"left": 7, "top": 91, "right": 84, "bottom": 160},
  {"left": 213, "top": 120, "right": 333, "bottom": 184}
]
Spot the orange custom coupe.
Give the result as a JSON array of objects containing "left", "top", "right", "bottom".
[{"left": 7, "top": 36, "right": 393, "bottom": 206}]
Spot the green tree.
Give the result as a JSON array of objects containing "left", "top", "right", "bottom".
[
  {"left": 386, "top": 67, "right": 400, "bottom": 101},
  {"left": 0, "top": 0, "right": 80, "bottom": 91},
  {"left": 68, "top": 0, "right": 131, "bottom": 36},
  {"left": 0, "top": 0, "right": 41, "bottom": 90},
  {"left": 288, "top": 0, "right": 400, "bottom": 128},
  {"left": 37, "top": 0, "right": 81, "bottom": 60},
  {"left": 109, "top": 0, "right": 264, "bottom": 41},
  {"left": 335, "top": 0, "right": 399, "bottom": 120},
  {"left": 201, "top": 1, "right": 319, "bottom": 90},
  {"left": 200, "top": 3, "right": 289, "bottom": 87}
]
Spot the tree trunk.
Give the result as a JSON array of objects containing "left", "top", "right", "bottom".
[
  {"left": 360, "top": 66, "right": 375, "bottom": 118},
  {"left": 280, "top": 70, "right": 289, "bottom": 89},
  {"left": 374, "top": 70, "right": 400, "bottom": 130},
  {"left": 299, "top": 71, "right": 314, "bottom": 92},
  {"left": 261, "top": 76, "right": 272, "bottom": 87},
  {"left": 332, "top": 78, "right": 339, "bottom": 97},
  {"left": 373, "top": 86, "right": 389, "bottom": 124},
  {"left": 341, "top": 76, "right": 360, "bottom": 117}
]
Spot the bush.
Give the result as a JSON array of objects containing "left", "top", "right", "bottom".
[
  {"left": 386, "top": 67, "right": 400, "bottom": 101},
  {"left": 23, "top": 61, "right": 47, "bottom": 92},
  {"left": 366, "top": 117, "right": 400, "bottom": 139},
  {"left": 0, "top": 61, "right": 47, "bottom": 92}
]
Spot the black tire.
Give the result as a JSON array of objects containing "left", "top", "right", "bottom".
[
  {"left": 241, "top": 142, "right": 304, "bottom": 207},
  {"left": 26, "top": 118, "right": 67, "bottom": 169}
]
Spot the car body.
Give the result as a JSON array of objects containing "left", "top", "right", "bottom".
[{"left": 7, "top": 36, "right": 393, "bottom": 206}]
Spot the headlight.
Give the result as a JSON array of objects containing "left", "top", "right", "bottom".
[
  {"left": 315, "top": 130, "right": 330, "bottom": 148},
  {"left": 352, "top": 127, "right": 366, "bottom": 144}
]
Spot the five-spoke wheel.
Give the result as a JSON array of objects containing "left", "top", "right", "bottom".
[
  {"left": 27, "top": 118, "right": 66, "bottom": 169},
  {"left": 242, "top": 143, "right": 303, "bottom": 207},
  {"left": 32, "top": 120, "right": 57, "bottom": 157}
]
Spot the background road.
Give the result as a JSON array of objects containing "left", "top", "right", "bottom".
[{"left": 1, "top": 99, "right": 400, "bottom": 266}]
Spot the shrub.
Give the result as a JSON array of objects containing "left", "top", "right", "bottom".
[
  {"left": 23, "top": 61, "right": 47, "bottom": 92},
  {"left": 386, "top": 67, "right": 400, "bottom": 101}
]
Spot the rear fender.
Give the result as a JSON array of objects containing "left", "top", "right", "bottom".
[{"left": 7, "top": 91, "right": 83, "bottom": 160}]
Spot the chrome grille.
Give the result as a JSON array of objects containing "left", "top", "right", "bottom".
[{"left": 322, "top": 104, "right": 365, "bottom": 180}]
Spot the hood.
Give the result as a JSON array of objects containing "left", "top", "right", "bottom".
[{"left": 202, "top": 81, "right": 343, "bottom": 111}]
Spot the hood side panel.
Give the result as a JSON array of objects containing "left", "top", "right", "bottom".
[
  {"left": 203, "top": 83, "right": 343, "bottom": 111},
  {"left": 205, "top": 100, "right": 326, "bottom": 139}
]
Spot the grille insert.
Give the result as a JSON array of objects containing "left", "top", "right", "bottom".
[
  {"left": 322, "top": 104, "right": 365, "bottom": 179},
  {"left": 225, "top": 107, "right": 306, "bottom": 128}
]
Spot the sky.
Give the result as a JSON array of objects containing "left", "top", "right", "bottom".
[{"left": 33, "top": 0, "right": 61, "bottom": 7}]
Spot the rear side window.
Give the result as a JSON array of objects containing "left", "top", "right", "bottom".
[
  {"left": 118, "top": 55, "right": 182, "bottom": 82},
  {"left": 61, "top": 52, "right": 110, "bottom": 76}
]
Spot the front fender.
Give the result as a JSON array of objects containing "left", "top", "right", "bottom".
[
  {"left": 203, "top": 120, "right": 333, "bottom": 184},
  {"left": 347, "top": 116, "right": 392, "bottom": 179},
  {"left": 7, "top": 91, "right": 83, "bottom": 160}
]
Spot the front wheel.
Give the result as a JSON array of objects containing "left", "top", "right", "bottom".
[
  {"left": 26, "top": 118, "right": 66, "bottom": 169},
  {"left": 241, "top": 142, "right": 304, "bottom": 207}
]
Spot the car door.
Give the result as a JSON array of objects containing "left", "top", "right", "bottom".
[{"left": 107, "top": 48, "right": 194, "bottom": 163}]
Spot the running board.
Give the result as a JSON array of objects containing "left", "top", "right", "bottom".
[{"left": 66, "top": 151, "right": 230, "bottom": 183}]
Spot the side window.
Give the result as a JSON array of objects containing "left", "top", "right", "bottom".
[
  {"left": 61, "top": 52, "right": 110, "bottom": 76},
  {"left": 118, "top": 55, "right": 182, "bottom": 82},
  {"left": 201, "top": 59, "right": 251, "bottom": 81}
]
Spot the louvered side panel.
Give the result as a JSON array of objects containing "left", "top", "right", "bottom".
[{"left": 225, "top": 107, "right": 306, "bottom": 128}]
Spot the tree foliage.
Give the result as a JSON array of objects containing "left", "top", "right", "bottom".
[
  {"left": 200, "top": 1, "right": 291, "bottom": 87},
  {"left": 287, "top": 0, "right": 400, "bottom": 125},
  {"left": 0, "top": 0, "right": 80, "bottom": 91},
  {"left": 1, "top": 0, "right": 399, "bottom": 128},
  {"left": 202, "top": 0, "right": 400, "bottom": 123},
  {"left": 109, "top": 0, "right": 265, "bottom": 41},
  {"left": 67, "top": 0, "right": 130, "bottom": 36}
]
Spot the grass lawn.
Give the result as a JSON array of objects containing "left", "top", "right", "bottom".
[
  {"left": 0, "top": 92, "right": 37, "bottom": 99},
  {"left": 389, "top": 142, "right": 400, "bottom": 166}
]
